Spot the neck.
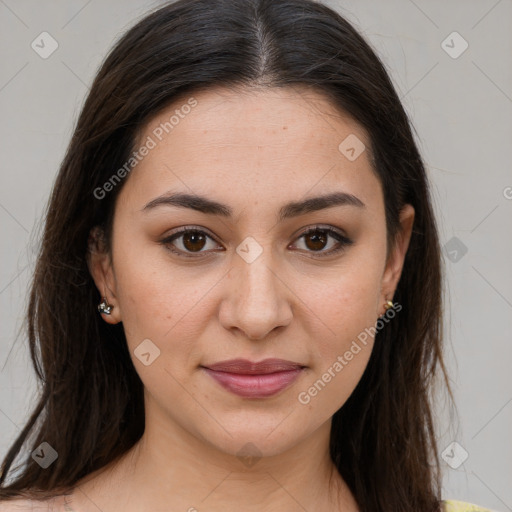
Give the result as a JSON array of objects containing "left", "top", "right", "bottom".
[{"left": 70, "top": 407, "right": 358, "bottom": 512}]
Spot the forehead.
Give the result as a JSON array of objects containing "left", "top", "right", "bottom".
[
  {"left": 139, "top": 85, "right": 368, "bottom": 150},
  {"left": 121, "top": 85, "right": 382, "bottom": 217}
]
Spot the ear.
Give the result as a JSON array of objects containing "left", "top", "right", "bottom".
[
  {"left": 378, "top": 203, "right": 415, "bottom": 316},
  {"left": 86, "top": 226, "right": 122, "bottom": 324}
]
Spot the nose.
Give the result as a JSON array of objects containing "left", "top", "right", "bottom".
[{"left": 218, "top": 246, "right": 293, "bottom": 341}]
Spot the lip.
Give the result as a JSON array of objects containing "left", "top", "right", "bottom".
[{"left": 201, "top": 358, "right": 306, "bottom": 398}]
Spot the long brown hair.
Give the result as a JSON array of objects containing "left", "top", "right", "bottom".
[{"left": 0, "top": 0, "right": 451, "bottom": 510}]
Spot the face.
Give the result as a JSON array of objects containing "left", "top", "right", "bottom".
[{"left": 89, "top": 86, "right": 414, "bottom": 459}]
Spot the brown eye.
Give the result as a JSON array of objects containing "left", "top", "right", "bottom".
[
  {"left": 182, "top": 231, "right": 207, "bottom": 252},
  {"left": 161, "top": 228, "right": 222, "bottom": 257},
  {"left": 291, "top": 226, "right": 353, "bottom": 257},
  {"left": 303, "top": 230, "right": 328, "bottom": 251},
  {"left": 162, "top": 225, "right": 353, "bottom": 259}
]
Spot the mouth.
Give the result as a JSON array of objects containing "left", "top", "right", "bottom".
[{"left": 200, "top": 358, "right": 307, "bottom": 398}]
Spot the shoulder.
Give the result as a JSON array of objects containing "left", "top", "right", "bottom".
[
  {"left": 442, "top": 499, "right": 499, "bottom": 512},
  {"left": 0, "top": 498, "right": 50, "bottom": 511},
  {"left": 0, "top": 495, "right": 69, "bottom": 511}
]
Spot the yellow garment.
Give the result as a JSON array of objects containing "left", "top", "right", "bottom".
[{"left": 443, "top": 499, "right": 497, "bottom": 511}]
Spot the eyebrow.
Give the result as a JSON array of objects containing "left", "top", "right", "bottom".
[{"left": 142, "top": 191, "right": 365, "bottom": 221}]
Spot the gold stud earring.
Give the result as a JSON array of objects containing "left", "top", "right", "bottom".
[{"left": 383, "top": 300, "right": 394, "bottom": 311}]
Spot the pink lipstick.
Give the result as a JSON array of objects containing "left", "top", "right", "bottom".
[{"left": 201, "top": 358, "right": 305, "bottom": 398}]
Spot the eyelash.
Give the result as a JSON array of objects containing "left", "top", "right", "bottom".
[{"left": 160, "top": 225, "right": 353, "bottom": 259}]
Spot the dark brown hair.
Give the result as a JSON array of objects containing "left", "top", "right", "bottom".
[{"left": 0, "top": 0, "right": 450, "bottom": 510}]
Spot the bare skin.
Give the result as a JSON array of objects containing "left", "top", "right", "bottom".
[{"left": 60, "top": 85, "right": 413, "bottom": 512}]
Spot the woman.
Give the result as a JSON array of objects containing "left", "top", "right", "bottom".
[{"left": 0, "top": 0, "right": 498, "bottom": 510}]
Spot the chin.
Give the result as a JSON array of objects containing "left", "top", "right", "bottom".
[{"left": 198, "top": 418, "right": 308, "bottom": 461}]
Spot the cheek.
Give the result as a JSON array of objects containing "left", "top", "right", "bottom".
[
  {"left": 113, "top": 258, "right": 211, "bottom": 406},
  {"left": 296, "top": 262, "right": 382, "bottom": 412},
  {"left": 110, "top": 232, "right": 171, "bottom": 336},
  {"left": 113, "top": 246, "right": 222, "bottom": 368},
  {"left": 310, "top": 262, "right": 382, "bottom": 355},
  {"left": 296, "top": 346, "right": 371, "bottom": 419}
]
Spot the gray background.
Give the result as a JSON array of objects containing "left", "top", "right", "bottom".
[{"left": 0, "top": 0, "right": 511, "bottom": 509}]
